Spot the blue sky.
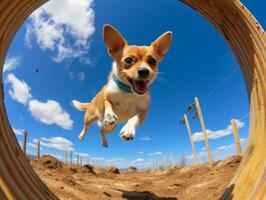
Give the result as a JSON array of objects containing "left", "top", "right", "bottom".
[{"left": 3, "top": 0, "right": 266, "bottom": 168}]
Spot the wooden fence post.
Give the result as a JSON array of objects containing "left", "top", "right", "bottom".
[
  {"left": 194, "top": 97, "right": 212, "bottom": 163},
  {"left": 23, "top": 130, "right": 27, "bottom": 156},
  {"left": 231, "top": 119, "right": 243, "bottom": 156}
]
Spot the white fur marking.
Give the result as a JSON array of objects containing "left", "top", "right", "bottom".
[
  {"left": 112, "top": 61, "right": 118, "bottom": 77},
  {"left": 106, "top": 79, "right": 120, "bottom": 94},
  {"left": 97, "top": 120, "right": 103, "bottom": 128},
  {"left": 120, "top": 115, "right": 139, "bottom": 140},
  {"left": 139, "top": 63, "right": 152, "bottom": 73},
  {"left": 72, "top": 100, "right": 83, "bottom": 111}
]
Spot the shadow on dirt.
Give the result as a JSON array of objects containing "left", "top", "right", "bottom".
[{"left": 113, "top": 189, "right": 178, "bottom": 200}]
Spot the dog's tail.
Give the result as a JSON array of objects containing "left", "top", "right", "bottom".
[{"left": 72, "top": 100, "right": 90, "bottom": 111}]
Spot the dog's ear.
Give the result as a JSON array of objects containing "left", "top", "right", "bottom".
[
  {"left": 103, "top": 24, "right": 127, "bottom": 56},
  {"left": 151, "top": 31, "right": 172, "bottom": 57}
]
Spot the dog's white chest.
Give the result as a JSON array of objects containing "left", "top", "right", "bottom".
[{"left": 105, "top": 80, "right": 150, "bottom": 122}]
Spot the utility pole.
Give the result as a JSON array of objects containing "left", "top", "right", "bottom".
[
  {"left": 231, "top": 119, "right": 243, "bottom": 156},
  {"left": 194, "top": 97, "right": 212, "bottom": 163},
  {"left": 184, "top": 114, "right": 199, "bottom": 164}
]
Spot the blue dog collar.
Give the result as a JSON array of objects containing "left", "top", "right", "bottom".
[{"left": 112, "top": 74, "right": 133, "bottom": 94}]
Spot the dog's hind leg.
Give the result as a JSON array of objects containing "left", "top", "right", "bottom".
[
  {"left": 100, "top": 125, "right": 116, "bottom": 148},
  {"left": 79, "top": 105, "right": 97, "bottom": 141},
  {"left": 100, "top": 129, "right": 109, "bottom": 148}
]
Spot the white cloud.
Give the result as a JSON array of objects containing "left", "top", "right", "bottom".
[
  {"left": 186, "top": 138, "right": 248, "bottom": 163},
  {"left": 104, "top": 158, "right": 150, "bottom": 168},
  {"left": 90, "top": 157, "right": 105, "bottom": 161},
  {"left": 68, "top": 155, "right": 154, "bottom": 169},
  {"left": 39, "top": 136, "right": 74, "bottom": 151},
  {"left": 192, "top": 120, "right": 245, "bottom": 142},
  {"left": 140, "top": 135, "right": 151, "bottom": 141},
  {"left": 101, "top": 157, "right": 125, "bottom": 167},
  {"left": 3, "top": 56, "right": 21, "bottom": 72},
  {"left": 107, "top": 158, "right": 124, "bottom": 162},
  {"left": 240, "top": 137, "right": 248, "bottom": 144},
  {"left": 28, "top": 99, "right": 73, "bottom": 130},
  {"left": 184, "top": 154, "right": 195, "bottom": 160},
  {"left": 78, "top": 153, "right": 90, "bottom": 157},
  {"left": 13, "top": 127, "right": 24, "bottom": 136},
  {"left": 200, "top": 147, "right": 206, "bottom": 151},
  {"left": 25, "top": 0, "right": 95, "bottom": 63},
  {"left": 28, "top": 142, "right": 38, "bottom": 149},
  {"left": 139, "top": 151, "right": 144, "bottom": 154},
  {"left": 216, "top": 145, "right": 228, "bottom": 152},
  {"left": 76, "top": 156, "right": 153, "bottom": 169},
  {"left": 215, "top": 137, "right": 247, "bottom": 153},
  {"left": 67, "top": 71, "right": 86, "bottom": 81},
  {"left": 78, "top": 72, "right": 86, "bottom": 80},
  {"left": 6, "top": 74, "right": 32, "bottom": 105},
  {"left": 6, "top": 74, "right": 73, "bottom": 130},
  {"left": 133, "top": 158, "right": 145, "bottom": 162},
  {"left": 148, "top": 151, "right": 163, "bottom": 156}
]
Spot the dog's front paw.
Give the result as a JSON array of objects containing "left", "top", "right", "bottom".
[
  {"left": 103, "top": 112, "right": 118, "bottom": 128},
  {"left": 120, "top": 125, "right": 135, "bottom": 141}
]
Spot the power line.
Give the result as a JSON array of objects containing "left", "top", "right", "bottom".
[
  {"left": 181, "top": 66, "right": 247, "bottom": 129},
  {"left": 203, "top": 67, "right": 238, "bottom": 101},
  {"left": 239, "top": 113, "right": 250, "bottom": 121}
]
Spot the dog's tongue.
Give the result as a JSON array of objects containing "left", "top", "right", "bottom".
[{"left": 134, "top": 80, "right": 147, "bottom": 94}]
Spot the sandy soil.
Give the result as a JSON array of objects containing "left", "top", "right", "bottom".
[{"left": 30, "top": 155, "right": 241, "bottom": 200}]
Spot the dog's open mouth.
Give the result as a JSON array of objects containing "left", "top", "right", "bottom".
[{"left": 128, "top": 78, "right": 148, "bottom": 95}]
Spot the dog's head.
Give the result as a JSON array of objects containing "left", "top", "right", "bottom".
[{"left": 103, "top": 24, "right": 172, "bottom": 95}]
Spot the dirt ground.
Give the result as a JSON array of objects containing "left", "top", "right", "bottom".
[{"left": 30, "top": 155, "right": 241, "bottom": 200}]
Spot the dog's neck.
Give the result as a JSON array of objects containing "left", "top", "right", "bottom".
[
  {"left": 110, "top": 62, "right": 133, "bottom": 94},
  {"left": 111, "top": 62, "right": 119, "bottom": 77}
]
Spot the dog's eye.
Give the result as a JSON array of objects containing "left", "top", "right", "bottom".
[
  {"left": 124, "top": 57, "right": 134, "bottom": 65},
  {"left": 147, "top": 57, "right": 157, "bottom": 66}
]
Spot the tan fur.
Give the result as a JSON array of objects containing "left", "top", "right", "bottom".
[{"left": 73, "top": 24, "right": 172, "bottom": 147}]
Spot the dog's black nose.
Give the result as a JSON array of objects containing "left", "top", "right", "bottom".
[{"left": 138, "top": 68, "right": 149, "bottom": 79}]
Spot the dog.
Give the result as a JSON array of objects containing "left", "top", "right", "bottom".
[{"left": 72, "top": 24, "right": 172, "bottom": 147}]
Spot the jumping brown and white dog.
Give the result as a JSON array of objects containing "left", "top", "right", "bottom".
[{"left": 72, "top": 24, "right": 172, "bottom": 147}]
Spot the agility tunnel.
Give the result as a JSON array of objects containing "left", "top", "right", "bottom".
[{"left": 0, "top": 0, "right": 265, "bottom": 199}]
